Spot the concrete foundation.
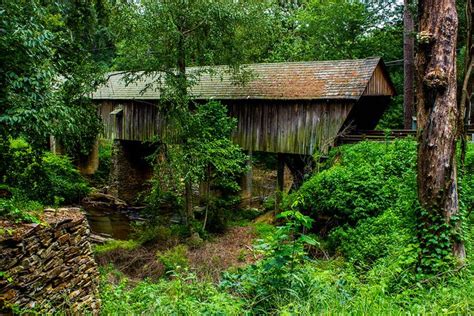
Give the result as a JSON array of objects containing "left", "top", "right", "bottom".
[{"left": 78, "top": 139, "right": 99, "bottom": 175}]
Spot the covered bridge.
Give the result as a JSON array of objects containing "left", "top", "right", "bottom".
[
  {"left": 93, "top": 57, "right": 395, "bottom": 155},
  {"left": 91, "top": 57, "right": 395, "bottom": 202}
]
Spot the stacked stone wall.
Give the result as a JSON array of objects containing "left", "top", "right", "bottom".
[{"left": 0, "top": 208, "right": 100, "bottom": 314}]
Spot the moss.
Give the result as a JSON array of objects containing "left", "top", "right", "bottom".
[{"left": 94, "top": 239, "right": 140, "bottom": 254}]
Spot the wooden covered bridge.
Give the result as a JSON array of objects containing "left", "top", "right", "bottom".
[{"left": 90, "top": 57, "right": 395, "bottom": 202}]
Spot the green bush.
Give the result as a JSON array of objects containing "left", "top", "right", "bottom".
[
  {"left": 328, "top": 209, "right": 414, "bottom": 269},
  {"left": 287, "top": 140, "right": 474, "bottom": 278},
  {"left": 157, "top": 244, "right": 189, "bottom": 272},
  {"left": 221, "top": 210, "right": 318, "bottom": 313},
  {"left": 285, "top": 140, "right": 421, "bottom": 277},
  {"left": 133, "top": 225, "right": 173, "bottom": 245},
  {"left": 0, "top": 190, "right": 42, "bottom": 223},
  {"left": 41, "top": 152, "right": 90, "bottom": 204},
  {"left": 290, "top": 140, "right": 417, "bottom": 225},
  {"left": 2, "top": 138, "right": 89, "bottom": 205}
]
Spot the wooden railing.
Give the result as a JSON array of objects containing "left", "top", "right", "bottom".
[{"left": 338, "top": 128, "right": 474, "bottom": 144}]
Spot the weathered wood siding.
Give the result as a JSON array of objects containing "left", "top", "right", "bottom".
[
  {"left": 363, "top": 64, "right": 396, "bottom": 96},
  {"left": 97, "top": 100, "right": 162, "bottom": 141},
  {"left": 97, "top": 99, "right": 354, "bottom": 155},
  {"left": 227, "top": 100, "right": 354, "bottom": 154}
]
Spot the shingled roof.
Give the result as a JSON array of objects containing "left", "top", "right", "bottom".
[{"left": 91, "top": 57, "right": 394, "bottom": 101}]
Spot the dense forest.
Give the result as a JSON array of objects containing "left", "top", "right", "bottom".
[{"left": 1, "top": 0, "right": 474, "bottom": 314}]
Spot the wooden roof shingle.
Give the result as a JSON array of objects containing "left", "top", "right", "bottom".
[{"left": 92, "top": 57, "right": 393, "bottom": 101}]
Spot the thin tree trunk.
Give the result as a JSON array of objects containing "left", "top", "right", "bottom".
[
  {"left": 276, "top": 153, "right": 285, "bottom": 208},
  {"left": 416, "top": 0, "right": 465, "bottom": 259},
  {"left": 177, "top": 26, "right": 194, "bottom": 226},
  {"left": 404, "top": 0, "right": 415, "bottom": 129},
  {"left": 461, "top": 0, "right": 473, "bottom": 131},
  {"left": 202, "top": 165, "right": 211, "bottom": 231},
  {"left": 185, "top": 180, "right": 193, "bottom": 223}
]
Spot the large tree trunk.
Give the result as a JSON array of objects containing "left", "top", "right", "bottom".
[
  {"left": 404, "top": 0, "right": 415, "bottom": 129},
  {"left": 416, "top": 0, "right": 465, "bottom": 259}
]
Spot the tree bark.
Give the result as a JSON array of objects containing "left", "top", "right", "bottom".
[
  {"left": 404, "top": 0, "right": 415, "bottom": 129},
  {"left": 416, "top": 0, "right": 465, "bottom": 259}
]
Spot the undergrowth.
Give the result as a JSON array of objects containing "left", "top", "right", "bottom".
[
  {"left": 98, "top": 140, "right": 474, "bottom": 315},
  {"left": 0, "top": 137, "right": 90, "bottom": 223}
]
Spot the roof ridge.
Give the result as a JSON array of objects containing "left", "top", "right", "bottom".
[{"left": 106, "top": 57, "right": 382, "bottom": 74}]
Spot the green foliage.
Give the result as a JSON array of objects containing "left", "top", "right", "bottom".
[
  {"left": 328, "top": 209, "right": 413, "bottom": 270},
  {"left": 252, "top": 222, "right": 277, "bottom": 239},
  {"left": 99, "top": 259, "right": 474, "bottom": 315},
  {"left": 132, "top": 225, "right": 173, "bottom": 245},
  {"left": 246, "top": 260, "right": 474, "bottom": 315},
  {"left": 0, "top": 191, "right": 42, "bottom": 224},
  {"left": 157, "top": 245, "right": 189, "bottom": 273},
  {"left": 264, "top": 1, "right": 402, "bottom": 62},
  {"left": 146, "top": 101, "right": 247, "bottom": 226},
  {"left": 40, "top": 152, "right": 90, "bottom": 203},
  {"left": 0, "top": 0, "right": 106, "bottom": 156},
  {"left": 2, "top": 138, "right": 89, "bottom": 205},
  {"left": 291, "top": 140, "right": 417, "bottom": 225},
  {"left": 460, "top": 146, "right": 474, "bottom": 220},
  {"left": 415, "top": 207, "right": 459, "bottom": 276},
  {"left": 100, "top": 269, "right": 243, "bottom": 315},
  {"left": 221, "top": 209, "right": 318, "bottom": 311},
  {"left": 291, "top": 140, "right": 474, "bottom": 279},
  {"left": 288, "top": 140, "right": 419, "bottom": 278},
  {"left": 181, "top": 101, "right": 248, "bottom": 191},
  {"left": 98, "top": 142, "right": 474, "bottom": 315},
  {"left": 112, "top": 0, "right": 271, "bottom": 71}
]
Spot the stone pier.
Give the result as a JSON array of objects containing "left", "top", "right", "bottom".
[{"left": 109, "top": 140, "right": 154, "bottom": 204}]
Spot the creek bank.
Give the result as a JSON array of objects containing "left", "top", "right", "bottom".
[{"left": 82, "top": 192, "right": 145, "bottom": 240}]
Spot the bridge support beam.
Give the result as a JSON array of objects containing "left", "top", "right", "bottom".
[
  {"left": 78, "top": 139, "right": 99, "bottom": 175},
  {"left": 283, "top": 154, "right": 314, "bottom": 192},
  {"left": 50, "top": 136, "right": 99, "bottom": 175}
]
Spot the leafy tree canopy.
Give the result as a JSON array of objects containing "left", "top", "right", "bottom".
[{"left": 0, "top": 0, "right": 114, "bottom": 156}]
